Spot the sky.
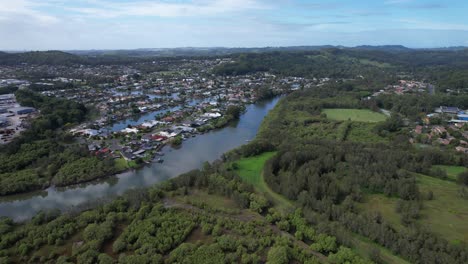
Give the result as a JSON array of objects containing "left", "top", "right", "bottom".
[{"left": 1, "top": 0, "right": 468, "bottom": 50}]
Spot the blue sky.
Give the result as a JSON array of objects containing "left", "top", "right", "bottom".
[{"left": 1, "top": 0, "right": 467, "bottom": 50}]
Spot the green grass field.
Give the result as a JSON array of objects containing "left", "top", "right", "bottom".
[
  {"left": 433, "top": 165, "right": 467, "bottom": 181},
  {"left": 361, "top": 173, "right": 468, "bottom": 244},
  {"left": 114, "top": 158, "right": 129, "bottom": 171},
  {"left": 233, "top": 152, "right": 293, "bottom": 211},
  {"left": 323, "top": 109, "right": 387, "bottom": 123},
  {"left": 350, "top": 234, "right": 410, "bottom": 264},
  {"left": 234, "top": 152, "right": 276, "bottom": 189},
  {"left": 358, "top": 194, "right": 403, "bottom": 231},
  {"left": 417, "top": 174, "right": 468, "bottom": 244}
]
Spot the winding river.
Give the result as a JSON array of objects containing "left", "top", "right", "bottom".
[{"left": 0, "top": 97, "right": 281, "bottom": 221}]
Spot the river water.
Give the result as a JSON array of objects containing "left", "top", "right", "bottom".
[{"left": 0, "top": 97, "right": 281, "bottom": 221}]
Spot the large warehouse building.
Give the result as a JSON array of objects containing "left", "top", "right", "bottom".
[{"left": 8, "top": 107, "right": 36, "bottom": 115}]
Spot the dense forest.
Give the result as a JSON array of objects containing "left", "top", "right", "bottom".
[
  {"left": 0, "top": 161, "right": 373, "bottom": 264},
  {"left": 252, "top": 87, "right": 468, "bottom": 263}
]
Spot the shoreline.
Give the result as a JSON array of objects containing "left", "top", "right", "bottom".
[
  {"left": 0, "top": 95, "right": 282, "bottom": 221},
  {"left": 0, "top": 112, "right": 248, "bottom": 200}
]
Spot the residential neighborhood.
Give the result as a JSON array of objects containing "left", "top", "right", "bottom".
[{"left": 0, "top": 58, "right": 326, "bottom": 165}]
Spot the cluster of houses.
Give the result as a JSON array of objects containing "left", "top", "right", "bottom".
[
  {"left": 410, "top": 106, "right": 468, "bottom": 153},
  {"left": 0, "top": 79, "right": 30, "bottom": 89},
  {"left": 371, "top": 80, "right": 434, "bottom": 97},
  {"left": 68, "top": 72, "right": 316, "bottom": 162},
  {"left": 0, "top": 57, "right": 328, "bottom": 161}
]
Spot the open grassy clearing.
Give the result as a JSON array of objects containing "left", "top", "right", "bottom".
[
  {"left": 360, "top": 173, "right": 468, "bottom": 244},
  {"left": 416, "top": 174, "right": 468, "bottom": 244},
  {"left": 350, "top": 234, "right": 410, "bottom": 264},
  {"left": 174, "top": 190, "right": 240, "bottom": 212},
  {"left": 433, "top": 165, "right": 467, "bottom": 181},
  {"left": 323, "top": 109, "right": 387, "bottom": 123},
  {"left": 234, "top": 152, "right": 276, "bottom": 190},
  {"left": 233, "top": 152, "right": 293, "bottom": 212},
  {"left": 358, "top": 194, "right": 403, "bottom": 231}
]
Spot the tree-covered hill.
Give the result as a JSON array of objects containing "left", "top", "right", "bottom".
[
  {"left": 0, "top": 51, "right": 84, "bottom": 66},
  {"left": 213, "top": 48, "right": 468, "bottom": 89}
]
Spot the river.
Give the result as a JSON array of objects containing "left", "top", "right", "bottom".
[{"left": 0, "top": 96, "right": 281, "bottom": 221}]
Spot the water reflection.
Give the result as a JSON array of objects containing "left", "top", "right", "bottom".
[{"left": 108, "top": 106, "right": 181, "bottom": 132}]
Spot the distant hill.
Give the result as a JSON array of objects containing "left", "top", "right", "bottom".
[
  {"left": 422, "top": 46, "right": 468, "bottom": 51},
  {"left": 67, "top": 46, "right": 343, "bottom": 57},
  {"left": 1, "top": 46, "right": 467, "bottom": 66},
  {"left": 0, "top": 51, "right": 84, "bottom": 65},
  {"left": 352, "top": 45, "right": 412, "bottom": 52},
  {"left": 0, "top": 50, "right": 154, "bottom": 66}
]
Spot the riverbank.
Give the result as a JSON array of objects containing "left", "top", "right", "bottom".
[
  {"left": 0, "top": 97, "right": 261, "bottom": 198},
  {"left": 0, "top": 96, "right": 282, "bottom": 221}
]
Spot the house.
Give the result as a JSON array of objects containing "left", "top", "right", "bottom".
[
  {"left": 437, "top": 138, "right": 451, "bottom": 145},
  {"left": 175, "top": 126, "right": 196, "bottom": 133},
  {"left": 432, "top": 126, "right": 447, "bottom": 135},
  {"left": 79, "top": 129, "right": 100, "bottom": 137},
  {"left": 96, "top": 148, "right": 110, "bottom": 155},
  {"left": 456, "top": 146, "right": 468, "bottom": 154},
  {"left": 150, "top": 135, "right": 168, "bottom": 141},
  {"left": 202, "top": 112, "right": 222, "bottom": 118},
  {"left": 88, "top": 144, "right": 99, "bottom": 151},
  {"left": 132, "top": 149, "right": 146, "bottom": 156},
  {"left": 121, "top": 151, "right": 135, "bottom": 161},
  {"left": 121, "top": 127, "right": 139, "bottom": 134},
  {"left": 141, "top": 120, "right": 161, "bottom": 129},
  {"left": 162, "top": 116, "right": 175, "bottom": 122},
  {"left": 159, "top": 130, "right": 180, "bottom": 138}
]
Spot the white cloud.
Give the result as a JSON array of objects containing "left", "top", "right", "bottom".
[
  {"left": 384, "top": 0, "right": 412, "bottom": 5},
  {"left": 397, "top": 18, "right": 468, "bottom": 31},
  {"left": 0, "top": 0, "right": 467, "bottom": 50},
  {"left": 66, "top": 0, "right": 271, "bottom": 18},
  {"left": 0, "top": 0, "right": 59, "bottom": 25}
]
